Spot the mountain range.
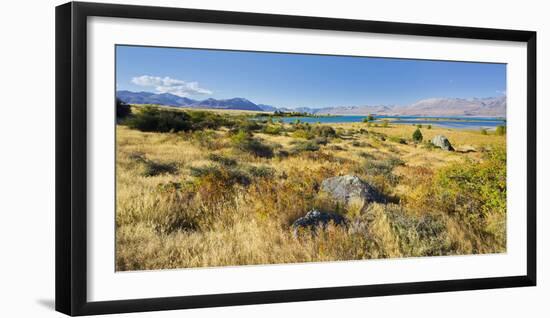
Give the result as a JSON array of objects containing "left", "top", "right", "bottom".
[{"left": 116, "top": 90, "right": 506, "bottom": 117}]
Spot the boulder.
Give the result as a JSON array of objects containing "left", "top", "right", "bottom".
[
  {"left": 291, "top": 209, "right": 348, "bottom": 236},
  {"left": 320, "top": 175, "right": 384, "bottom": 208},
  {"left": 431, "top": 135, "right": 454, "bottom": 151}
]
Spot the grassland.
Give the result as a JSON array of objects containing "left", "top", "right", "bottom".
[{"left": 115, "top": 105, "right": 506, "bottom": 271}]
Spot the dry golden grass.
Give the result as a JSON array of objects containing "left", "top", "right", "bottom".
[{"left": 116, "top": 117, "right": 506, "bottom": 271}]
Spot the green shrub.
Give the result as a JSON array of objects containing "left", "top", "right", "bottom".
[
  {"left": 389, "top": 136, "right": 407, "bottom": 144},
  {"left": 480, "top": 128, "right": 488, "bottom": 135},
  {"left": 290, "top": 140, "right": 320, "bottom": 154},
  {"left": 262, "top": 125, "right": 283, "bottom": 135},
  {"left": 292, "top": 129, "right": 314, "bottom": 139},
  {"left": 125, "top": 106, "right": 191, "bottom": 132},
  {"left": 382, "top": 120, "right": 389, "bottom": 128},
  {"left": 246, "top": 165, "right": 275, "bottom": 178},
  {"left": 412, "top": 128, "right": 423, "bottom": 142},
  {"left": 313, "top": 125, "right": 337, "bottom": 138},
  {"left": 190, "top": 165, "right": 251, "bottom": 187},
  {"left": 191, "top": 130, "right": 224, "bottom": 150},
  {"left": 427, "top": 125, "right": 432, "bottom": 129},
  {"left": 208, "top": 154, "right": 237, "bottom": 166},
  {"left": 236, "top": 120, "right": 263, "bottom": 132},
  {"left": 230, "top": 130, "right": 274, "bottom": 158},
  {"left": 359, "top": 157, "right": 404, "bottom": 186},
  {"left": 431, "top": 147, "right": 506, "bottom": 246},
  {"left": 141, "top": 160, "right": 178, "bottom": 177},
  {"left": 496, "top": 125, "right": 506, "bottom": 136}
]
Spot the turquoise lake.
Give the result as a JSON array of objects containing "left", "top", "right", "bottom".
[{"left": 278, "top": 115, "right": 506, "bottom": 130}]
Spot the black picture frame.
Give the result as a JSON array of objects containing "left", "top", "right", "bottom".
[{"left": 55, "top": 1, "right": 537, "bottom": 316}]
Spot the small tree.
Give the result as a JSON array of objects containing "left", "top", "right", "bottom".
[
  {"left": 427, "top": 125, "right": 432, "bottom": 129},
  {"left": 382, "top": 120, "right": 389, "bottom": 128},
  {"left": 412, "top": 127, "right": 423, "bottom": 142},
  {"left": 480, "top": 128, "right": 488, "bottom": 135}
]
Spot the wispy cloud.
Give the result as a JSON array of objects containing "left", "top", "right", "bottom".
[
  {"left": 496, "top": 90, "right": 507, "bottom": 95},
  {"left": 131, "top": 75, "right": 212, "bottom": 97}
]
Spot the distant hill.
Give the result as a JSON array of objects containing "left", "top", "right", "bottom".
[
  {"left": 398, "top": 96, "right": 506, "bottom": 117},
  {"left": 117, "top": 90, "right": 506, "bottom": 117},
  {"left": 116, "top": 91, "right": 263, "bottom": 111},
  {"left": 313, "top": 96, "right": 506, "bottom": 117}
]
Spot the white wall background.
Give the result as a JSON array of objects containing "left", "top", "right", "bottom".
[{"left": 0, "top": 0, "right": 546, "bottom": 316}]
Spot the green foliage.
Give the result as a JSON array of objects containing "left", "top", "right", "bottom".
[
  {"left": 382, "top": 207, "right": 452, "bottom": 256},
  {"left": 235, "top": 119, "right": 263, "bottom": 132},
  {"left": 432, "top": 147, "right": 506, "bottom": 243},
  {"left": 292, "top": 129, "right": 314, "bottom": 139},
  {"left": 427, "top": 125, "right": 432, "bottom": 130},
  {"left": 382, "top": 120, "right": 389, "bottom": 128},
  {"left": 416, "top": 124, "right": 423, "bottom": 128},
  {"left": 357, "top": 156, "right": 405, "bottom": 188},
  {"left": 314, "top": 125, "right": 337, "bottom": 138},
  {"left": 191, "top": 130, "right": 224, "bottom": 150},
  {"left": 291, "top": 124, "right": 337, "bottom": 140},
  {"left": 290, "top": 140, "right": 321, "bottom": 154},
  {"left": 262, "top": 125, "right": 283, "bottom": 135},
  {"left": 496, "top": 125, "right": 506, "bottom": 136},
  {"left": 388, "top": 136, "right": 407, "bottom": 144},
  {"left": 208, "top": 154, "right": 237, "bottom": 166},
  {"left": 127, "top": 152, "right": 178, "bottom": 177},
  {"left": 412, "top": 128, "right": 423, "bottom": 142},
  {"left": 116, "top": 99, "right": 131, "bottom": 119},
  {"left": 190, "top": 165, "right": 251, "bottom": 187},
  {"left": 480, "top": 128, "right": 488, "bottom": 135},
  {"left": 246, "top": 165, "right": 275, "bottom": 178},
  {"left": 125, "top": 106, "right": 191, "bottom": 132},
  {"left": 230, "top": 130, "right": 274, "bottom": 158}
]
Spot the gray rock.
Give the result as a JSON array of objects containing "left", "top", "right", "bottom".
[
  {"left": 320, "top": 175, "right": 384, "bottom": 208},
  {"left": 431, "top": 135, "right": 454, "bottom": 151},
  {"left": 291, "top": 209, "right": 348, "bottom": 236}
]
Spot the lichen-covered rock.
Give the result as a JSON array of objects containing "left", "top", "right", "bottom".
[
  {"left": 291, "top": 209, "right": 348, "bottom": 237},
  {"left": 431, "top": 135, "right": 454, "bottom": 151},
  {"left": 320, "top": 175, "right": 384, "bottom": 208}
]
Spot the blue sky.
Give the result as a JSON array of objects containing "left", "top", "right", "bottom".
[{"left": 116, "top": 45, "right": 506, "bottom": 109}]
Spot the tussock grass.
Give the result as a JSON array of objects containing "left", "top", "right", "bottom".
[{"left": 116, "top": 111, "right": 507, "bottom": 271}]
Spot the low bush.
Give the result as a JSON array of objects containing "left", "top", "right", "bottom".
[
  {"left": 389, "top": 136, "right": 407, "bottom": 144},
  {"left": 190, "top": 165, "right": 251, "bottom": 187},
  {"left": 421, "top": 147, "right": 507, "bottom": 252},
  {"left": 140, "top": 159, "right": 178, "bottom": 177},
  {"left": 190, "top": 130, "right": 225, "bottom": 150},
  {"left": 262, "top": 125, "right": 283, "bottom": 135},
  {"left": 125, "top": 106, "right": 191, "bottom": 132},
  {"left": 230, "top": 130, "right": 274, "bottom": 158},
  {"left": 247, "top": 165, "right": 275, "bottom": 178},
  {"left": 313, "top": 125, "right": 337, "bottom": 138},
  {"left": 292, "top": 129, "right": 314, "bottom": 139},
  {"left": 290, "top": 140, "right": 320, "bottom": 154},
  {"left": 208, "top": 154, "right": 237, "bottom": 166}
]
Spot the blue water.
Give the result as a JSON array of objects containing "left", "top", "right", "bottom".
[{"left": 277, "top": 115, "right": 506, "bottom": 130}]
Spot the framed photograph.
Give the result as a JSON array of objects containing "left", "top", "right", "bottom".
[{"left": 56, "top": 1, "right": 536, "bottom": 316}]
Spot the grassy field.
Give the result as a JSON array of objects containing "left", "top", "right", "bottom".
[{"left": 115, "top": 105, "right": 506, "bottom": 271}]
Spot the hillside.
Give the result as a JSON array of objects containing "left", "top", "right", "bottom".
[{"left": 116, "top": 90, "right": 506, "bottom": 117}]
